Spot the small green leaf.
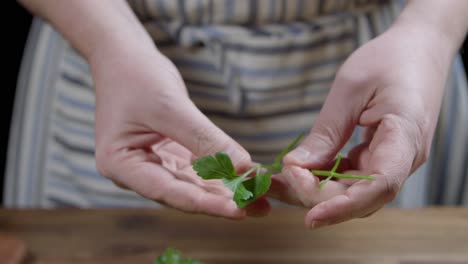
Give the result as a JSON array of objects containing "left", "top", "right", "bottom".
[
  {"left": 223, "top": 177, "right": 242, "bottom": 193},
  {"left": 223, "top": 166, "right": 256, "bottom": 193},
  {"left": 233, "top": 183, "right": 254, "bottom": 207},
  {"left": 252, "top": 168, "right": 272, "bottom": 197},
  {"left": 214, "top": 152, "right": 235, "bottom": 175},
  {"left": 225, "top": 170, "right": 256, "bottom": 208},
  {"left": 155, "top": 248, "right": 204, "bottom": 264},
  {"left": 238, "top": 169, "right": 272, "bottom": 208},
  {"left": 225, "top": 166, "right": 273, "bottom": 208},
  {"left": 256, "top": 172, "right": 272, "bottom": 197},
  {"left": 193, "top": 152, "right": 236, "bottom": 180},
  {"left": 155, "top": 248, "right": 182, "bottom": 264}
]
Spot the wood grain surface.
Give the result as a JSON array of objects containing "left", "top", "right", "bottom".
[{"left": 0, "top": 208, "right": 467, "bottom": 264}]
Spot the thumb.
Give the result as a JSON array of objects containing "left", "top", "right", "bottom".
[
  {"left": 283, "top": 77, "right": 366, "bottom": 168},
  {"left": 155, "top": 100, "right": 251, "bottom": 170}
]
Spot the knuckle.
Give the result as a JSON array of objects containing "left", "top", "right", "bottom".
[
  {"left": 194, "top": 126, "right": 230, "bottom": 156},
  {"left": 415, "top": 142, "right": 431, "bottom": 167},
  {"left": 394, "top": 110, "right": 432, "bottom": 170},
  {"left": 308, "top": 123, "right": 341, "bottom": 150},
  {"left": 379, "top": 114, "right": 403, "bottom": 134},
  {"left": 420, "top": 147, "right": 430, "bottom": 163},
  {"left": 412, "top": 117, "right": 432, "bottom": 168},
  {"left": 95, "top": 145, "right": 135, "bottom": 191},
  {"left": 382, "top": 175, "right": 401, "bottom": 203},
  {"left": 335, "top": 66, "right": 369, "bottom": 89},
  {"left": 95, "top": 146, "right": 114, "bottom": 180}
]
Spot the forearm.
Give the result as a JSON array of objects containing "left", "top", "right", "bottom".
[
  {"left": 395, "top": 0, "right": 468, "bottom": 58},
  {"left": 18, "top": 0, "right": 156, "bottom": 60}
]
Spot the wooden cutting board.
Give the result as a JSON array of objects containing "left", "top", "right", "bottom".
[{"left": 0, "top": 234, "right": 27, "bottom": 264}]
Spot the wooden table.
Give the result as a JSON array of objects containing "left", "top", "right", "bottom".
[{"left": 1, "top": 208, "right": 468, "bottom": 264}]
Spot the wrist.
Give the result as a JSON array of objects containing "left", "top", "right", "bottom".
[
  {"left": 87, "top": 29, "right": 158, "bottom": 68},
  {"left": 393, "top": 0, "right": 468, "bottom": 60},
  {"left": 387, "top": 16, "right": 455, "bottom": 76}
]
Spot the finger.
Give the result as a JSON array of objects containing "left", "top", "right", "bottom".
[
  {"left": 283, "top": 74, "right": 371, "bottom": 169},
  {"left": 161, "top": 178, "right": 246, "bottom": 219},
  {"left": 268, "top": 174, "right": 302, "bottom": 206},
  {"left": 198, "top": 179, "right": 235, "bottom": 198},
  {"left": 361, "top": 127, "right": 376, "bottom": 142},
  {"left": 335, "top": 169, "right": 368, "bottom": 186},
  {"left": 112, "top": 154, "right": 246, "bottom": 219},
  {"left": 305, "top": 177, "right": 387, "bottom": 229},
  {"left": 174, "top": 166, "right": 234, "bottom": 198},
  {"left": 282, "top": 166, "right": 348, "bottom": 207},
  {"left": 305, "top": 115, "right": 415, "bottom": 228},
  {"left": 360, "top": 208, "right": 379, "bottom": 218},
  {"left": 347, "top": 141, "right": 370, "bottom": 169},
  {"left": 149, "top": 140, "right": 234, "bottom": 198},
  {"left": 336, "top": 143, "right": 370, "bottom": 185},
  {"left": 153, "top": 99, "right": 251, "bottom": 171}
]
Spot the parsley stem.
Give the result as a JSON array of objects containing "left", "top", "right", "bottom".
[
  {"left": 239, "top": 165, "right": 261, "bottom": 179},
  {"left": 317, "top": 153, "right": 342, "bottom": 189},
  {"left": 311, "top": 170, "right": 376, "bottom": 180}
]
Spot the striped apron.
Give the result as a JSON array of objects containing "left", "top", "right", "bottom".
[{"left": 5, "top": 0, "right": 468, "bottom": 208}]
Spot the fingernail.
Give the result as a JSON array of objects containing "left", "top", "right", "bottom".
[
  {"left": 288, "top": 147, "right": 310, "bottom": 163},
  {"left": 309, "top": 220, "right": 329, "bottom": 229}
]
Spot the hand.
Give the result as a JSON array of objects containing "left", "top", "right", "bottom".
[
  {"left": 90, "top": 45, "right": 270, "bottom": 218},
  {"left": 279, "top": 18, "right": 453, "bottom": 228}
]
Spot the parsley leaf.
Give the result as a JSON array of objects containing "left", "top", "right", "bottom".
[
  {"left": 233, "top": 168, "right": 272, "bottom": 208},
  {"left": 224, "top": 169, "right": 254, "bottom": 204},
  {"left": 243, "top": 169, "right": 271, "bottom": 198},
  {"left": 193, "top": 152, "right": 236, "bottom": 180},
  {"left": 193, "top": 154, "right": 267, "bottom": 208},
  {"left": 233, "top": 183, "right": 255, "bottom": 207},
  {"left": 155, "top": 248, "right": 203, "bottom": 264}
]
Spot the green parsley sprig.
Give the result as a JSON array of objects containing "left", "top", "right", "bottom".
[
  {"left": 155, "top": 248, "right": 203, "bottom": 264},
  {"left": 192, "top": 133, "right": 375, "bottom": 208}
]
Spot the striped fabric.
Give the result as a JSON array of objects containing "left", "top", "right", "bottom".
[
  {"left": 129, "top": 0, "right": 388, "bottom": 25},
  {"left": 5, "top": 0, "right": 468, "bottom": 208}
]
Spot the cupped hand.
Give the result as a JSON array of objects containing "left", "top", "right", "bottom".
[
  {"left": 278, "top": 19, "right": 453, "bottom": 228},
  {"left": 90, "top": 45, "right": 270, "bottom": 218}
]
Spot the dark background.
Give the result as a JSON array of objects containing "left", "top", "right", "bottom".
[
  {"left": 1, "top": 2, "right": 467, "bottom": 206},
  {"left": 2, "top": 2, "right": 33, "bottom": 206}
]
